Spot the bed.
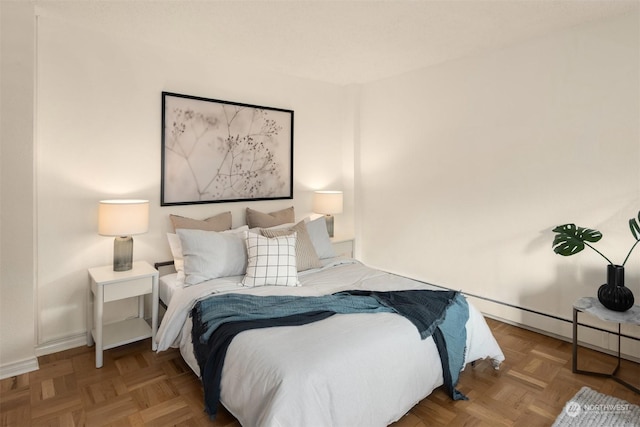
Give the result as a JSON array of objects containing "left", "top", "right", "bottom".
[{"left": 154, "top": 212, "right": 505, "bottom": 427}]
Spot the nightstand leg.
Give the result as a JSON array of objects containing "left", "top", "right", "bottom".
[
  {"left": 138, "top": 295, "right": 144, "bottom": 318},
  {"left": 95, "top": 288, "right": 104, "bottom": 368},
  {"left": 572, "top": 308, "right": 578, "bottom": 372},
  {"left": 87, "top": 280, "right": 94, "bottom": 347},
  {"left": 151, "top": 275, "right": 158, "bottom": 351},
  {"left": 612, "top": 323, "right": 622, "bottom": 376}
]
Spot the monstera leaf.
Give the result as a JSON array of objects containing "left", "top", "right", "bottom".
[
  {"left": 624, "top": 211, "right": 640, "bottom": 265},
  {"left": 552, "top": 224, "right": 603, "bottom": 256},
  {"left": 630, "top": 211, "right": 640, "bottom": 241},
  {"left": 552, "top": 211, "right": 640, "bottom": 266}
]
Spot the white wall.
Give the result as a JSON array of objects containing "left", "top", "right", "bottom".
[
  {"left": 31, "top": 13, "right": 352, "bottom": 355},
  {"left": 357, "top": 12, "right": 639, "bottom": 356},
  {"left": 0, "top": 1, "right": 39, "bottom": 378}
]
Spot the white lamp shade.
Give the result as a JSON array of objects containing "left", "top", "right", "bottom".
[
  {"left": 98, "top": 200, "right": 149, "bottom": 237},
  {"left": 313, "top": 191, "right": 343, "bottom": 215}
]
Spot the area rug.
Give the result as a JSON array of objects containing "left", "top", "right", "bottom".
[{"left": 552, "top": 386, "right": 640, "bottom": 427}]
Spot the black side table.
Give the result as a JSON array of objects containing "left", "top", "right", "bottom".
[{"left": 572, "top": 297, "right": 639, "bottom": 394}]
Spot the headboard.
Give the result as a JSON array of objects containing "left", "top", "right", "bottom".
[{"left": 154, "top": 260, "right": 176, "bottom": 277}]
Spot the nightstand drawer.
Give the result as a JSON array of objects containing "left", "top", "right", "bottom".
[{"left": 103, "top": 277, "right": 152, "bottom": 302}]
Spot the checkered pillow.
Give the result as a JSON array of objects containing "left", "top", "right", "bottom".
[{"left": 241, "top": 231, "right": 299, "bottom": 287}]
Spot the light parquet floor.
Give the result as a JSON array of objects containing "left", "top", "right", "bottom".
[{"left": 1, "top": 318, "right": 638, "bottom": 426}]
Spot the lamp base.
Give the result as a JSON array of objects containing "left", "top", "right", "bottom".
[
  {"left": 113, "top": 236, "right": 133, "bottom": 271},
  {"left": 325, "top": 215, "right": 334, "bottom": 238}
]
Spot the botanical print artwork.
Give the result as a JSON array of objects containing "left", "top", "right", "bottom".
[{"left": 162, "top": 93, "right": 293, "bottom": 205}]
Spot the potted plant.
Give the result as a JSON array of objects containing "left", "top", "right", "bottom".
[{"left": 551, "top": 210, "right": 640, "bottom": 311}]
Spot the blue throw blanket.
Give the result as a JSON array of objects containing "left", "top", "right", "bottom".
[{"left": 191, "top": 290, "right": 469, "bottom": 418}]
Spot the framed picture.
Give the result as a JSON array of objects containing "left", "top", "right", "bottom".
[{"left": 161, "top": 92, "right": 294, "bottom": 205}]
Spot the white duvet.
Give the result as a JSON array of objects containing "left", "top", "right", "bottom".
[{"left": 156, "top": 259, "right": 505, "bottom": 427}]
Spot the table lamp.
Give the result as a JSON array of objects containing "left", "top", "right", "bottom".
[
  {"left": 313, "top": 191, "right": 343, "bottom": 238},
  {"left": 98, "top": 199, "right": 149, "bottom": 271}
]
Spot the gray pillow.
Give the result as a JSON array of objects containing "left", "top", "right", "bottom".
[{"left": 306, "top": 217, "right": 336, "bottom": 259}]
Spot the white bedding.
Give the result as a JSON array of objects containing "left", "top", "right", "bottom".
[
  {"left": 159, "top": 272, "right": 181, "bottom": 305},
  {"left": 155, "top": 258, "right": 505, "bottom": 427}
]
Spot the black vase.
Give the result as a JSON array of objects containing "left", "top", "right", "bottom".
[{"left": 597, "top": 264, "right": 635, "bottom": 312}]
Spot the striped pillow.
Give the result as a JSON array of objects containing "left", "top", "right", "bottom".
[{"left": 262, "top": 220, "right": 323, "bottom": 271}]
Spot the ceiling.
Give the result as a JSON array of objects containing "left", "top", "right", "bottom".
[{"left": 37, "top": 0, "right": 639, "bottom": 85}]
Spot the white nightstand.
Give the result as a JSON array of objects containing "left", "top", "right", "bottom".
[
  {"left": 332, "top": 238, "right": 355, "bottom": 258},
  {"left": 87, "top": 260, "right": 159, "bottom": 368}
]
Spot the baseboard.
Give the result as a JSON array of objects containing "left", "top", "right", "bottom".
[
  {"left": 1, "top": 332, "right": 87, "bottom": 379},
  {"left": 483, "top": 312, "right": 640, "bottom": 364},
  {"left": 34, "top": 317, "right": 154, "bottom": 357},
  {"left": 35, "top": 333, "right": 87, "bottom": 357},
  {"left": 0, "top": 356, "right": 39, "bottom": 380}
]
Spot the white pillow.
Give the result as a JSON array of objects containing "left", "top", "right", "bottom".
[
  {"left": 167, "top": 226, "right": 248, "bottom": 286},
  {"left": 176, "top": 226, "right": 249, "bottom": 286},
  {"left": 306, "top": 216, "right": 336, "bottom": 259},
  {"left": 166, "top": 232, "right": 186, "bottom": 285},
  {"left": 242, "top": 231, "right": 299, "bottom": 287}
]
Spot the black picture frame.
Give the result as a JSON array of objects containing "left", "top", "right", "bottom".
[{"left": 161, "top": 92, "right": 294, "bottom": 206}]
